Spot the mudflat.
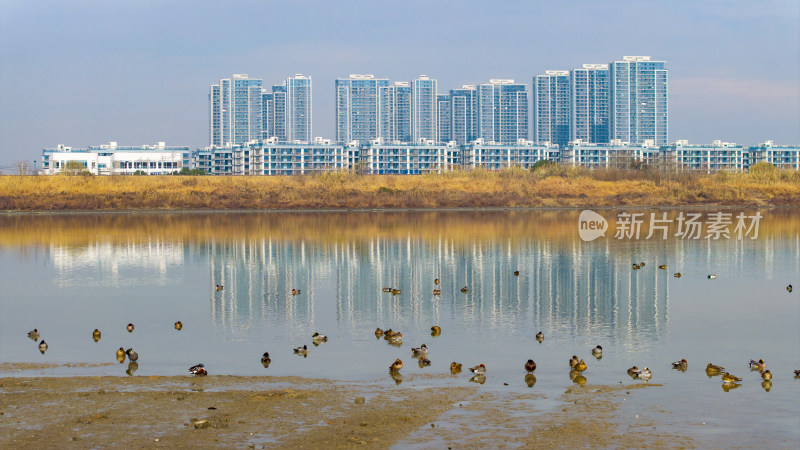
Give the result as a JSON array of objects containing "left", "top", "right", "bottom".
[{"left": 0, "top": 374, "right": 695, "bottom": 448}]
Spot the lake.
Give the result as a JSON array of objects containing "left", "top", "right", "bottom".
[{"left": 1, "top": 210, "right": 798, "bottom": 444}]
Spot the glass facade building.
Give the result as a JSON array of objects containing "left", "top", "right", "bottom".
[
  {"left": 336, "top": 74, "right": 390, "bottom": 144},
  {"left": 533, "top": 71, "right": 570, "bottom": 146},
  {"left": 570, "top": 64, "right": 610, "bottom": 144},
  {"left": 477, "top": 80, "right": 528, "bottom": 144},
  {"left": 412, "top": 75, "right": 438, "bottom": 142},
  {"left": 286, "top": 74, "right": 312, "bottom": 143},
  {"left": 209, "top": 74, "right": 263, "bottom": 146},
  {"left": 378, "top": 82, "right": 412, "bottom": 143},
  {"left": 437, "top": 94, "right": 451, "bottom": 143},
  {"left": 449, "top": 85, "right": 478, "bottom": 145},
  {"left": 610, "top": 56, "right": 668, "bottom": 145}
]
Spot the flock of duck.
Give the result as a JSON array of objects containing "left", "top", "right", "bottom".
[{"left": 22, "top": 270, "right": 797, "bottom": 388}]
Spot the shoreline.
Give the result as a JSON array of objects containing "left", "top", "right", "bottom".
[
  {"left": 2, "top": 204, "right": 799, "bottom": 215},
  {"left": 0, "top": 374, "right": 699, "bottom": 448}
]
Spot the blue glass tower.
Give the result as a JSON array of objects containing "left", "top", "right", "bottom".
[
  {"left": 477, "top": 80, "right": 528, "bottom": 144},
  {"left": 533, "top": 71, "right": 570, "bottom": 146},
  {"left": 412, "top": 75, "right": 438, "bottom": 142},
  {"left": 379, "top": 82, "right": 412, "bottom": 143},
  {"left": 209, "top": 74, "right": 263, "bottom": 146},
  {"left": 610, "top": 56, "right": 668, "bottom": 145},
  {"left": 286, "top": 74, "right": 312, "bottom": 143},
  {"left": 335, "top": 74, "right": 390, "bottom": 144},
  {"left": 570, "top": 64, "right": 610, "bottom": 144},
  {"left": 449, "top": 85, "right": 478, "bottom": 145}
]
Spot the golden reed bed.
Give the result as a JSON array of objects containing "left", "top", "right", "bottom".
[{"left": 1, "top": 165, "right": 799, "bottom": 211}]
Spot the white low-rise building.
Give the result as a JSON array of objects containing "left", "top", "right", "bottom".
[
  {"left": 42, "top": 142, "right": 190, "bottom": 175},
  {"left": 461, "top": 139, "right": 559, "bottom": 170},
  {"left": 560, "top": 139, "right": 660, "bottom": 168},
  {"left": 663, "top": 140, "right": 746, "bottom": 173},
  {"left": 751, "top": 140, "right": 800, "bottom": 170}
]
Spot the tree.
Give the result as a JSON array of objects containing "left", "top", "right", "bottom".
[
  {"left": 61, "top": 161, "right": 91, "bottom": 176},
  {"left": 174, "top": 167, "right": 205, "bottom": 175},
  {"left": 15, "top": 160, "right": 30, "bottom": 175}
]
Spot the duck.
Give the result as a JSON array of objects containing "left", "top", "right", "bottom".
[
  {"left": 389, "top": 358, "right": 403, "bottom": 372},
  {"left": 591, "top": 345, "right": 603, "bottom": 357},
  {"left": 433, "top": 289, "right": 442, "bottom": 296},
  {"left": 434, "top": 278, "right": 440, "bottom": 285},
  {"left": 116, "top": 347, "right": 126, "bottom": 363},
  {"left": 535, "top": 331, "right": 544, "bottom": 341},
  {"left": 215, "top": 284, "right": 223, "bottom": 291},
  {"left": 27, "top": 329, "right": 39, "bottom": 341},
  {"left": 671, "top": 359, "right": 688, "bottom": 371},
  {"left": 632, "top": 263, "right": 640, "bottom": 270},
  {"left": 513, "top": 270, "right": 520, "bottom": 276},
  {"left": 721, "top": 372, "right": 742, "bottom": 383},
  {"left": 635, "top": 367, "right": 652, "bottom": 380},
  {"left": 293, "top": 345, "right": 309, "bottom": 357},
  {"left": 38, "top": 340, "right": 48, "bottom": 354},
  {"left": 673, "top": 272, "right": 682, "bottom": 278},
  {"left": 189, "top": 363, "right": 207, "bottom": 376},
  {"left": 787, "top": 285, "right": 793, "bottom": 293},
  {"left": 125, "top": 348, "right": 138, "bottom": 362},
  {"left": 524, "top": 359, "right": 537, "bottom": 373},
  {"left": 569, "top": 355, "right": 579, "bottom": 368},
  {"left": 387, "top": 331, "right": 404, "bottom": 342},
  {"left": 418, "top": 356, "right": 431, "bottom": 367},
  {"left": 627, "top": 366, "right": 640, "bottom": 378},
  {"left": 312, "top": 332, "right": 328, "bottom": 344},
  {"left": 573, "top": 359, "right": 587, "bottom": 372},
  {"left": 261, "top": 352, "right": 271, "bottom": 365},
  {"left": 411, "top": 344, "right": 428, "bottom": 357},
  {"left": 291, "top": 288, "right": 301, "bottom": 296},
  {"left": 707, "top": 274, "right": 717, "bottom": 279},
  {"left": 126, "top": 323, "right": 134, "bottom": 333},
  {"left": 430, "top": 326, "right": 441, "bottom": 337},
  {"left": 749, "top": 359, "right": 766, "bottom": 371},
  {"left": 469, "top": 364, "right": 486, "bottom": 375},
  {"left": 126, "top": 361, "right": 139, "bottom": 376},
  {"left": 391, "top": 288, "right": 402, "bottom": 295},
  {"left": 92, "top": 329, "right": 101, "bottom": 342},
  {"left": 382, "top": 329, "right": 394, "bottom": 339},
  {"left": 382, "top": 287, "right": 392, "bottom": 293},
  {"left": 450, "top": 362, "right": 462, "bottom": 374},
  {"left": 174, "top": 321, "right": 183, "bottom": 331},
  {"left": 375, "top": 328, "right": 384, "bottom": 338},
  {"left": 658, "top": 264, "right": 666, "bottom": 270},
  {"left": 639, "top": 262, "right": 646, "bottom": 267},
  {"left": 794, "top": 369, "right": 800, "bottom": 377},
  {"left": 706, "top": 363, "right": 725, "bottom": 374},
  {"left": 460, "top": 286, "right": 469, "bottom": 293},
  {"left": 761, "top": 370, "right": 772, "bottom": 381}
]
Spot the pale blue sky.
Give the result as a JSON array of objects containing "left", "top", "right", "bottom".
[{"left": 0, "top": 0, "right": 798, "bottom": 165}]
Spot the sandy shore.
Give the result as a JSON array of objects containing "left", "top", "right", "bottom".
[{"left": 0, "top": 372, "right": 697, "bottom": 449}]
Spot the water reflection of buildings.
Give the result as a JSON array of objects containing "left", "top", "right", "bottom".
[
  {"left": 47, "top": 241, "right": 184, "bottom": 287},
  {"left": 207, "top": 236, "right": 675, "bottom": 343}
]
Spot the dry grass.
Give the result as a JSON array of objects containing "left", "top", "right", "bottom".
[{"left": 1, "top": 164, "right": 799, "bottom": 211}]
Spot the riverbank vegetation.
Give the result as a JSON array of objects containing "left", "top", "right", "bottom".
[{"left": 1, "top": 163, "right": 798, "bottom": 210}]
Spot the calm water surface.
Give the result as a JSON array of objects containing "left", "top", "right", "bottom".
[{"left": 1, "top": 211, "right": 798, "bottom": 444}]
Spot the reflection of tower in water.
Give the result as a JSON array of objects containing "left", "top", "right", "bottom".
[
  {"left": 206, "top": 235, "right": 671, "bottom": 343},
  {"left": 208, "top": 239, "right": 319, "bottom": 338}
]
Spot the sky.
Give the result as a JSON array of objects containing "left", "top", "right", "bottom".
[{"left": 0, "top": 0, "right": 798, "bottom": 167}]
